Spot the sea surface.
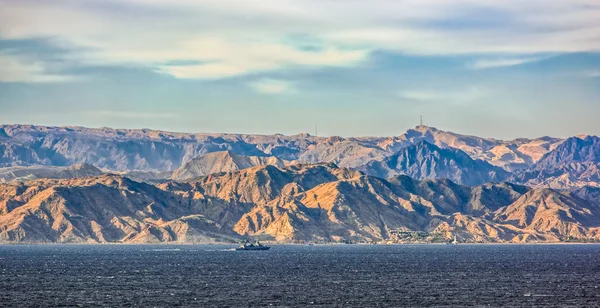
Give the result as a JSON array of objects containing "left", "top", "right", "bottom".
[{"left": 1, "top": 244, "right": 600, "bottom": 307}]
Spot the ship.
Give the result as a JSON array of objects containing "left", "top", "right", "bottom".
[{"left": 235, "top": 241, "right": 271, "bottom": 251}]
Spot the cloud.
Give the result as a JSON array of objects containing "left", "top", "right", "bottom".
[
  {"left": 0, "top": 0, "right": 599, "bottom": 79},
  {"left": 399, "top": 91, "right": 445, "bottom": 101},
  {"left": 583, "top": 70, "right": 600, "bottom": 78},
  {"left": 248, "top": 78, "right": 295, "bottom": 94},
  {"left": 158, "top": 63, "right": 248, "bottom": 80},
  {"left": 398, "top": 87, "right": 490, "bottom": 103},
  {"left": 151, "top": 39, "right": 367, "bottom": 79},
  {"left": 468, "top": 58, "right": 539, "bottom": 70},
  {"left": 0, "top": 53, "right": 74, "bottom": 83},
  {"left": 468, "top": 57, "right": 549, "bottom": 69}
]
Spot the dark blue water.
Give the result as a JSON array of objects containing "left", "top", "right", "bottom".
[{"left": 1, "top": 244, "right": 600, "bottom": 307}]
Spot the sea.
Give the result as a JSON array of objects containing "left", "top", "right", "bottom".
[{"left": 1, "top": 244, "right": 600, "bottom": 307}]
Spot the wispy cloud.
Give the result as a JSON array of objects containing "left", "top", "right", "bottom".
[
  {"left": 583, "top": 70, "right": 600, "bottom": 78},
  {"left": 398, "top": 87, "right": 490, "bottom": 104},
  {"left": 151, "top": 40, "right": 367, "bottom": 79},
  {"left": 248, "top": 78, "right": 295, "bottom": 94},
  {"left": 468, "top": 57, "right": 549, "bottom": 70},
  {"left": 0, "top": 53, "right": 74, "bottom": 83},
  {"left": 0, "top": 0, "right": 599, "bottom": 79}
]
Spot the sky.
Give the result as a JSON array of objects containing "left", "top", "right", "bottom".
[{"left": 0, "top": 0, "right": 599, "bottom": 139}]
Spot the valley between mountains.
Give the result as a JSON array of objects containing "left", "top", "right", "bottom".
[{"left": 1, "top": 124, "right": 599, "bottom": 244}]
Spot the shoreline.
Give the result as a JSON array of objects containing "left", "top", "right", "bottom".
[{"left": 1, "top": 242, "right": 599, "bottom": 246}]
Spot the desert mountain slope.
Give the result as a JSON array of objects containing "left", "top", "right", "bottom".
[
  {"left": 296, "top": 136, "right": 402, "bottom": 168},
  {"left": 171, "top": 151, "right": 288, "bottom": 181},
  {"left": 358, "top": 141, "right": 510, "bottom": 186},
  {"left": 0, "top": 164, "right": 103, "bottom": 183},
  {"left": 0, "top": 124, "right": 563, "bottom": 173},
  {"left": 156, "top": 164, "right": 600, "bottom": 242},
  {"left": 0, "top": 175, "right": 239, "bottom": 243},
  {"left": 571, "top": 186, "right": 600, "bottom": 205},
  {"left": 1, "top": 163, "right": 599, "bottom": 243},
  {"left": 512, "top": 136, "right": 600, "bottom": 188},
  {"left": 535, "top": 136, "right": 600, "bottom": 168},
  {"left": 493, "top": 188, "right": 600, "bottom": 239},
  {"left": 398, "top": 126, "right": 563, "bottom": 171}
]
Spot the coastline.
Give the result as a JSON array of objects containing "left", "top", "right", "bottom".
[{"left": 1, "top": 241, "right": 599, "bottom": 246}]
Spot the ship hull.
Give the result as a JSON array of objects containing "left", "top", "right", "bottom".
[{"left": 235, "top": 247, "right": 271, "bottom": 251}]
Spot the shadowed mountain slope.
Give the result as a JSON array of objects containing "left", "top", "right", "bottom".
[
  {"left": 358, "top": 141, "right": 510, "bottom": 186},
  {"left": 0, "top": 124, "right": 564, "bottom": 173},
  {"left": 512, "top": 136, "right": 600, "bottom": 188}
]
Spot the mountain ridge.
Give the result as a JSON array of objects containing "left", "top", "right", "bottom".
[
  {"left": 357, "top": 140, "right": 510, "bottom": 186},
  {"left": 2, "top": 163, "right": 599, "bottom": 244},
  {"left": 2, "top": 124, "right": 599, "bottom": 189},
  {"left": 0, "top": 124, "right": 566, "bottom": 172},
  {"left": 512, "top": 136, "right": 600, "bottom": 188}
]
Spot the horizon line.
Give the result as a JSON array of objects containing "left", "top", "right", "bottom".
[{"left": 1, "top": 122, "right": 593, "bottom": 141}]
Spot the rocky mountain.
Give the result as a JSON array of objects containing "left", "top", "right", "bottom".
[
  {"left": 296, "top": 136, "right": 402, "bottom": 168},
  {"left": 571, "top": 186, "right": 600, "bottom": 205},
  {"left": 534, "top": 136, "right": 600, "bottom": 168},
  {"left": 493, "top": 188, "right": 600, "bottom": 239},
  {"left": 399, "top": 125, "right": 563, "bottom": 171},
  {"left": 2, "top": 163, "right": 599, "bottom": 244},
  {"left": 512, "top": 136, "right": 600, "bottom": 188},
  {"left": 358, "top": 141, "right": 510, "bottom": 186},
  {"left": 0, "top": 164, "right": 103, "bottom": 183},
  {"left": 170, "top": 151, "right": 289, "bottom": 181},
  {"left": 0, "top": 124, "right": 563, "bottom": 173},
  {"left": 0, "top": 125, "right": 297, "bottom": 171},
  {"left": 0, "top": 175, "right": 240, "bottom": 243}
]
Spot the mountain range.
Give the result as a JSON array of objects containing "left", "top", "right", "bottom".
[
  {"left": 1, "top": 124, "right": 599, "bottom": 243},
  {"left": 1, "top": 163, "right": 599, "bottom": 244},
  {"left": 0, "top": 124, "right": 563, "bottom": 172}
]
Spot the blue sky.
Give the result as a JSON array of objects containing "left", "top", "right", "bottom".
[{"left": 1, "top": 0, "right": 599, "bottom": 139}]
